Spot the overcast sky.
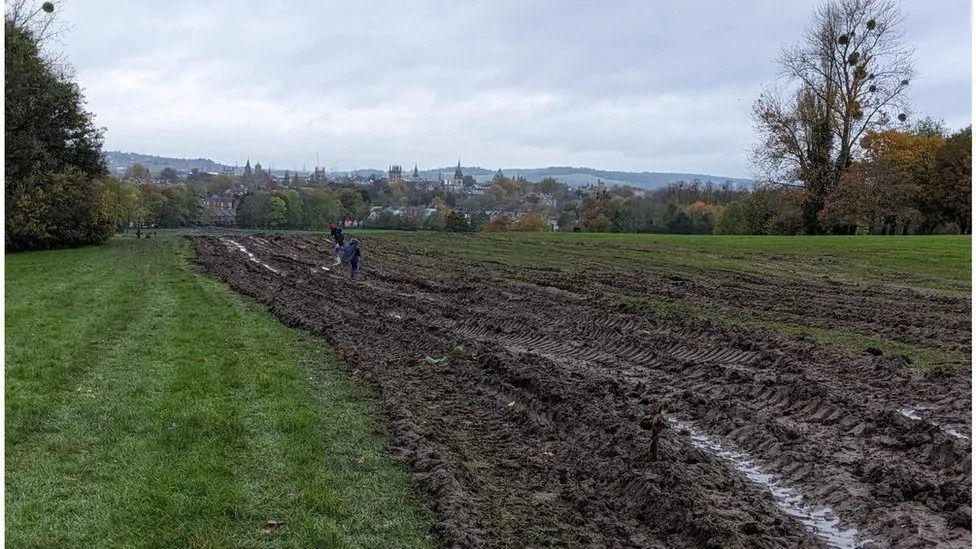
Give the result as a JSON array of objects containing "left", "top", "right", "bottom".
[{"left": 56, "top": 0, "right": 970, "bottom": 177}]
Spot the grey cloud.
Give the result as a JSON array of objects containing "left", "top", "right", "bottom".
[{"left": 58, "top": 0, "right": 970, "bottom": 177}]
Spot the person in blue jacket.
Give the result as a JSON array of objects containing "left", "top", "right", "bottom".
[{"left": 341, "top": 238, "right": 361, "bottom": 279}]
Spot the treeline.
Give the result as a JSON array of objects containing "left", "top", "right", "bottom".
[{"left": 234, "top": 186, "right": 368, "bottom": 229}]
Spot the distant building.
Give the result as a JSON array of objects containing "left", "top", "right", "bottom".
[
  {"left": 199, "top": 195, "right": 237, "bottom": 226},
  {"left": 388, "top": 165, "right": 404, "bottom": 185}
]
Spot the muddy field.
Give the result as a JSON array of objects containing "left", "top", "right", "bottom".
[{"left": 192, "top": 234, "right": 971, "bottom": 548}]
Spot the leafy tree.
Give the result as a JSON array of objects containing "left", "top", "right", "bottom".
[
  {"left": 124, "top": 162, "right": 151, "bottom": 182},
  {"left": 444, "top": 211, "right": 471, "bottom": 232},
  {"left": 483, "top": 215, "right": 514, "bottom": 231},
  {"left": 753, "top": 0, "right": 914, "bottom": 233},
  {"left": 926, "top": 127, "right": 971, "bottom": 233},
  {"left": 536, "top": 177, "right": 561, "bottom": 195},
  {"left": 282, "top": 189, "right": 304, "bottom": 228},
  {"left": 742, "top": 189, "right": 779, "bottom": 234},
  {"left": 822, "top": 129, "right": 942, "bottom": 233},
  {"left": 267, "top": 196, "right": 287, "bottom": 228},
  {"left": 513, "top": 212, "right": 549, "bottom": 231},
  {"left": 715, "top": 202, "right": 748, "bottom": 234},
  {"left": 302, "top": 189, "right": 341, "bottom": 229},
  {"left": 6, "top": 13, "right": 111, "bottom": 250},
  {"left": 159, "top": 167, "right": 179, "bottom": 182},
  {"left": 6, "top": 168, "right": 115, "bottom": 248},
  {"left": 336, "top": 188, "right": 367, "bottom": 222}
]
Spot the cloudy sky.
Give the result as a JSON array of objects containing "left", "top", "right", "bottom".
[{"left": 56, "top": 0, "right": 970, "bottom": 177}]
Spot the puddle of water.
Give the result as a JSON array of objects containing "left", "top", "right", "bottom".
[
  {"left": 670, "top": 418, "right": 874, "bottom": 548},
  {"left": 897, "top": 407, "right": 922, "bottom": 421},
  {"left": 223, "top": 239, "right": 281, "bottom": 274},
  {"left": 898, "top": 407, "right": 969, "bottom": 441}
]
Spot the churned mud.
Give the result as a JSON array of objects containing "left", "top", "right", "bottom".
[{"left": 192, "top": 234, "right": 971, "bottom": 548}]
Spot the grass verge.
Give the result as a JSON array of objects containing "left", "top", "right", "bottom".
[{"left": 5, "top": 236, "right": 434, "bottom": 547}]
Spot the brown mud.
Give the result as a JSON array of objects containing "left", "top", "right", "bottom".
[{"left": 192, "top": 234, "right": 971, "bottom": 548}]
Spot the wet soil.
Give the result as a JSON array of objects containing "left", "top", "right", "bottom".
[{"left": 192, "top": 234, "right": 971, "bottom": 548}]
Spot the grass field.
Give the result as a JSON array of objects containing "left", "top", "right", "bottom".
[
  {"left": 5, "top": 236, "right": 434, "bottom": 547},
  {"left": 398, "top": 231, "right": 971, "bottom": 295}
]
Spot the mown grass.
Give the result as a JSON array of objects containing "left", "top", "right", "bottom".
[{"left": 5, "top": 236, "right": 435, "bottom": 547}]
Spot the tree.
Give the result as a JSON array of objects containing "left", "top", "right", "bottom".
[
  {"left": 715, "top": 202, "right": 748, "bottom": 234},
  {"left": 444, "top": 211, "right": 471, "bottom": 232},
  {"left": 753, "top": 0, "right": 914, "bottom": 233},
  {"left": 6, "top": 11, "right": 112, "bottom": 250},
  {"left": 282, "top": 189, "right": 304, "bottom": 228},
  {"left": 302, "top": 189, "right": 341, "bottom": 229},
  {"left": 124, "top": 162, "right": 151, "bottom": 182},
  {"left": 159, "top": 167, "right": 179, "bottom": 182},
  {"left": 336, "top": 188, "right": 367, "bottom": 222},
  {"left": 483, "top": 215, "right": 514, "bottom": 232},
  {"left": 536, "top": 177, "right": 561, "bottom": 195},
  {"left": 267, "top": 196, "right": 287, "bottom": 228},
  {"left": 514, "top": 212, "right": 548, "bottom": 231},
  {"left": 822, "top": 129, "right": 942, "bottom": 233},
  {"left": 926, "top": 127, "right": 971, "bottom": 233}
]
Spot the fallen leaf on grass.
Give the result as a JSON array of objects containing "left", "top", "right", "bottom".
[
  {"left": 507, "top": 401, "right": 515, "bottom": 407},
  {"left": 260, "top": 520, "right": 284, "bottom": 535},
  {"left": 356, "top": 456, "right": 365, "bottom": 465},
  {"left": 424, "top": 356, "right": 447, "bottom": 365}
]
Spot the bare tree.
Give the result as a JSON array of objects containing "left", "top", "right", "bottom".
[{"left": 752, "top": 0, "right": 914, "bottom": 233}]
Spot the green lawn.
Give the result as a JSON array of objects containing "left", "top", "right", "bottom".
[{"left": 5, "top": 236, "right": 434, "bottom": 547}]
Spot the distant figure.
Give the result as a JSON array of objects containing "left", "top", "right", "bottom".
[
  {"left": 328, "top": 221, "right": 339, "bottom": 241},
  {"left": 332, "top": 226, "right": 345, "bottom": 265},
  {"left": 341, "top": 238, "right": 361, "bottom": 279}
]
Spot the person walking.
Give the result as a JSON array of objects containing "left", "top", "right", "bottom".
[
  {"left": 341, "top": 238, "right": 361, "bottom": 279},
  {"left": 332, "top": 226, "right": 345, "bottom": 265}
]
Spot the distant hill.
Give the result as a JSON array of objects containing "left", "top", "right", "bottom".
[
  {"left": 345, "top": 166, "right": 753, "bottom": 190},
  {"left": 103, "top": 151, "right": 235, "bottom": 176},
  {"left": 472, "top": 167, "right": 753, "bottom": 190},
  {"left": 104, "top": 151, "right": 753, "bottom": 189}
]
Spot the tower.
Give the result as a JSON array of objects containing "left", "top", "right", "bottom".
[{"left": 388, "top": 165, "right": 403, "bottom": 185}]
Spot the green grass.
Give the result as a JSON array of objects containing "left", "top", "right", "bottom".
[
  {"left": 381, "top": 231, "right": 971, "bottom": 295},
  {"left": 5, "top": 236, "right": 435, "bottom": 547}
]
